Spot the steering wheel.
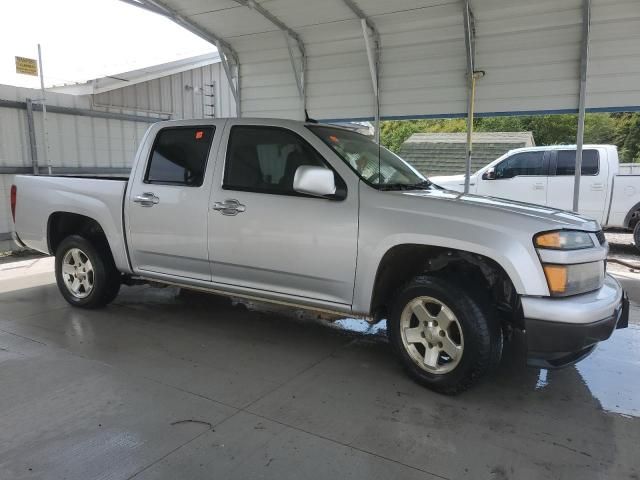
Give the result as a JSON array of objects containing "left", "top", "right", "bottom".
[{"left": 367, "top": 172, "right": 385, "bottom": 184}]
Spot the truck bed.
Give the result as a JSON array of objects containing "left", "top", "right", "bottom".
[
  {"left": 618, "top": 164, "right": 640, "bottom": 176},
  {"left": 43, "top": 175, "right": 130, "bottom": 181},
  {"left": 608, "top": 174, "right": 640, "bottom": 227},
  {"left": 13, "top": 175, "right": 131, "bottom": 272}
]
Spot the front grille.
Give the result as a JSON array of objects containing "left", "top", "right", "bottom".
[{"left": 595, "top": 230, "right": 606, "bottom": 246}]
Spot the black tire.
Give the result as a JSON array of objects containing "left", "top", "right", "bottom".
[
  {"left": 633, "top": 222, "right": 640, "bottom": 252},
  {"left": 387, "top": 276, "right": 502, "bottom": 395},
  {"left": 55, "top": 235, "right": 121, "bottom": 309}
]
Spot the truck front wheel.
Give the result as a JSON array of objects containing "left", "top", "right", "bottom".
[
  {"left": 387, "top": 276, "right": 502, "bottom": 394},
  {"left": 55, "top": 235, "right": 121, "bottom": 309}
]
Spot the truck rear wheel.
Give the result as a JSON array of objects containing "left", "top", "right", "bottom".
[
  {"left": 387, "top": 276, "right": 502, "bottom": 394},
  {"left": 633, "top": 222, "right": 640, "bottom": 252},
  {"left": 55, "top": 235, "right": 121, "bottom": 309}
]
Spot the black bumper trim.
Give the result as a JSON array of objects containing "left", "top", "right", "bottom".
[{"left": 525, "top": 293, "right": 628, "bottom": 369}]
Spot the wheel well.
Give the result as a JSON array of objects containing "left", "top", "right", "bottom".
[
  {"left": 48, "top": 212, "right": 111, "bottom": 257},
  {"left": 370, "top": 245, "right": 522, "bottom": 328},
  {"left": 625, "top": 205, "right": 640, "bottom": 230}
]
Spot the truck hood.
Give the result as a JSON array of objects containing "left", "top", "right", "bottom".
[
  {"left": 395, "top": 188, "right": 600, "bottom": 231},
  {"left": 430, "top": 174, "right": 470, "bottom": 192}
]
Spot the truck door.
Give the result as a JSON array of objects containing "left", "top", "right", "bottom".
[
  {"left": 475, "top": 150, "right": 549, "bottom": 205},
  {"left": 546, "top": 149, "right": 608, "bottom": 222},
  {"left": 126, "top": 123, "right": 222, "bottom": 280},
  {"left": 207, "top": 122, "right": 358, "bottom": 306}
]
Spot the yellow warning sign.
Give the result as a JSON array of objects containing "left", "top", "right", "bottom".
[{"left": 15, "top": 56, "right": 38, "bottom": 76}]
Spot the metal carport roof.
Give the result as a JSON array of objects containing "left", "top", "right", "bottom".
[
  {"left": 123, "top": 0, "right": 640, "bottom": 208},
  {"left": 123, "top": 0, "right": 640, "bottom": 122}
]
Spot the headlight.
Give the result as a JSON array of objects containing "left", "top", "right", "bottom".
[
  {"left": 542, "top": 262, "right": 605, "bottom": 296},
  {"left": 534, "top": 230, "right": 603, "bottom": 296},
  {"left": 534, "top": 230, "right": 594, "bottom": 250}
]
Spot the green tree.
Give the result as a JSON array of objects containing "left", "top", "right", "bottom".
[
  {"left": 584, "top": 114, "right": 616, "bottom": 144},
  {"left": 381, "top": 112, "right": 639, "bottom": 160},
  {"left": 613, "top": 113, "right": 640, "bottom": 162}
]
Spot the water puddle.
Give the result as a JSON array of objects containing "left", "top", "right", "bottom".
[
  {"left": 576, "top": 324, "right": 640, "bottom": 418},
  {"left": 333, "top": 317, "right": 387, "bottom": 336}
]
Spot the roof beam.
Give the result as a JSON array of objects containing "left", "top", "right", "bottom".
[
  {"left": 230, "top": 0, "right": 306, "bottom": 113},
  {"left": 343, "top": 0, "right": 381, "bottom": 141},
  {"left": 119, "top": 0, "right": 239, "bottom": 65},
  {"left": 230, "top": 0, "right": 305, "bottom": 58},
  {"left": 343, "top": 0, "right": 379, "bottom": 43},
  {"left": 573, "top": 0, "right": 592, "bottom": 212}
]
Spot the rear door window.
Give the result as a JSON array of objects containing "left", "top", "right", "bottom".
[
  {"left": 554, "top": 150, "right": 599, "bottom": 176},
  {"left": 494, "top": 151, "right": 547, "bottom": 179},
  {"left": 145, "top": 127, "right": 215, "bottom": 186}
]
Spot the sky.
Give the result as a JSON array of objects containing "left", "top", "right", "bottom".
[{"left": 0, "top": 0, "right": 216, "bottom": 89}]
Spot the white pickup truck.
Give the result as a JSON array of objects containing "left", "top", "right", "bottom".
[
  {"left": 431, "top": 145, "right": 640, "bottom": 246},
  {"left": 10, "top": 119, "right": 628, "bottom": 394}
]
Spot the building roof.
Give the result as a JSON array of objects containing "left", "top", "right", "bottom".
[
  {"left": 403, "top": 132, "right": 535, "bottom": 145},
  {"left": 399, "top": 131, "right": 535, "bottom": 177},
  {"left": 49, "top": 52, "right": 221, "bottom": 95}
]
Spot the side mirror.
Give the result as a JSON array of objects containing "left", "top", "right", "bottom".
[
  {"left": 293, "top": 166, "right": 337, "bottom": 198},
  {"left": 482, "top": 168, "right": 496, "bottom": 180}
]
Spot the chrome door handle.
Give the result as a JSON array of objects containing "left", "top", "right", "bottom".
[
  {"left": 133, "top": 192, "right": 159, "bottom": 207},
  {"left": 212, "top": 199, "right": 246, "bottom": 216},
  {"left": 591, "top": 183, "right": 604, "bottom": 191}
]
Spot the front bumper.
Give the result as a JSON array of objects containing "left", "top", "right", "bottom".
[{"left": 521, "top": 275, "right": 629, "bottom": 368}]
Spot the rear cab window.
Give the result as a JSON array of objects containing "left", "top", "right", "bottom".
[
  {"left": 554, "top": 149, "right": 599, "bottom": 176},
  {"left": 145, "top": 127, "right": 215, "bottom": 186}
]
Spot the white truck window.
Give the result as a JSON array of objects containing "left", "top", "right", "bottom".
[
  {"left": 555, "top": 150, "right": 599, "bottom": 176},
  {"left": 223, "top": 126, "right": 328, "bottom": 195},
  {"left": 494, "top": 151, "right": 546, "bottom": 179},
  {"left": 145, "top": 127, "right": 215, "bottom": 187}
]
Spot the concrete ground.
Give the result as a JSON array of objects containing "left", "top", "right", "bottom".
[{"left": 0, "top": 251, "right": 639, "bottom": 480}]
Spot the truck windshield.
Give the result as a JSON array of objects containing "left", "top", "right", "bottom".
[{"left": 308, "top": 125, "right": 432, "bottom": 190}]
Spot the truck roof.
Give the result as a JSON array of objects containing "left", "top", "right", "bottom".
[
  {"left": 151, "top": 117, "right": 344, "bottom": 130},
  {"left": 507, "top": 144, "right": 618, "bottom": 154}
]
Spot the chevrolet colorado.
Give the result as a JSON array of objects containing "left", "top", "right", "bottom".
[{"left": 11, "top": 118, "right": 629, "bottom": 393}]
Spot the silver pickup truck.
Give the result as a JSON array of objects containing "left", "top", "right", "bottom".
[{"left": 10, "top": 118, "right": 629, "bottom": 394}]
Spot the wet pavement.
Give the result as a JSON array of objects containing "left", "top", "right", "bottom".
[{"left": 0, "top": 258, "right": 639, "bottom": 480}]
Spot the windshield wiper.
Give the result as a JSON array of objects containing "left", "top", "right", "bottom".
[{"left": 378, "top": 180, "right": 433, "bottom": 191}]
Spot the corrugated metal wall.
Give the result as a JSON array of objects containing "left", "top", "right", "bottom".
[
  {"left": 0, "top": 85, "right": 153, "bottom": 248},
  {"left": 92, "top": 61, "right": 236, "bottom": 120},
  {"left": 0, "top": 60, "right": 235, "bottom": 250}
]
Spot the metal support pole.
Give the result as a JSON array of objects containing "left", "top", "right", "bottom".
[
  {"left": 217, "top": 42, "right": 241, "bottom": 117},
  {"left": 25, "top": 99, "right": 38, "bottom": 175},
  {"left": 284, "top": 32, "right": 305, "bottom": 105},
  {"left": 121, "top": 1, "right": 240, "bottom": 116},
  {"left": 573, "top": 0, "right": 591, "bottom": 213},
  {"left": 361, "top": 19, "right": 380, "bottom": 143},
  {"left": 462, "top": 0, "right": 475, "bottom": 195},
  {"left": 343, "top": 0, "right": 381, "bottom": 141},
  {"left": 37, "top": 44, "right": 51, "bottom": 175}
]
